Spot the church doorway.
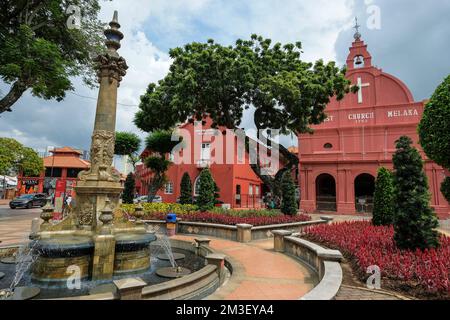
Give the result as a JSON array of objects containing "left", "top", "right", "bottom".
[
  {"left": 354, "top": 174, "right": 375, "bottom": 213},
  {"left": 316, "top": 174, "right": 337, "bottom": 212}
]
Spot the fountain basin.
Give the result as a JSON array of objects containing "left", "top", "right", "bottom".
[
  {"left": 32, "top": 236, "right": 94, "bottom": 284},
  {"left": 113, "top": 233, "right": 156, "bottom": 275}
]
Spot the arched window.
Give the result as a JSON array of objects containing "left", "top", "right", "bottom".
[
  {"left": 354, "top": 55, "right": 365, "bottom": 68},
  {"left": 324, "top": 143, "right": 333, "bottom": 149},
  {"left": 194, "top": 176, "right": 201, "bottom": 196}
]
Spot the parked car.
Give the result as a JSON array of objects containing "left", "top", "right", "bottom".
[
  {"left": 9, "top": 194, "right": 48, "bottom": 209},
  {"left": 133, "top": 195, "right": 163, "bottom": 204}
]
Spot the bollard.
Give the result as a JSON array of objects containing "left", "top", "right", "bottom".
[
  {"left": 320, "top": 216, "right": 334, "bottom": 225},
  {"left": 272, "top": 230, "right": 293, "bottom": 252},
  {"left": 206, "top": 254, "right": 226, "bottom": 282},
  {"left": 236, "top": 224, "right": 253, "bottom": 243},
  {"left": 113, "top": 278, "right": 147, "bottom": 300}
]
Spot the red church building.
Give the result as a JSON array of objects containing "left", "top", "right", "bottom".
[{"left": 298, "top": 31, "right": 450, "bottom": 219}]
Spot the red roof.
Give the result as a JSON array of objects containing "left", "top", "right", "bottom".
[
  {"left": 43, "top": 147, "right": 90, "bottom": 169},
  {"left": 51, "top": 147, "right": 83, "bottom": 155}
]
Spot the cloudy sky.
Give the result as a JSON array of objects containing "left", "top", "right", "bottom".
[{"left": 1, "top": 0, "right": 450, "bottom": 152}]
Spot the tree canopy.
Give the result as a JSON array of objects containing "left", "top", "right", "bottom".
[
  {"left": 0, "top": 137, "right": 43, "bottom": 176},
  {"left": 115, "top": 131, "right": 141, "bottom": 170},
  {"left": 0, "top": 0, "right": 108, "bottom": 114},
  {"left": 135, "top": 35, "right": 354, "bottom": 201},
  {"left": 418, "top": 74, "right": 450, "bottom": 202}
]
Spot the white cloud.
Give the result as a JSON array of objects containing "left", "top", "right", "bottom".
[{"left": 1, "top": 0, "right": 357, "bottom": 150}]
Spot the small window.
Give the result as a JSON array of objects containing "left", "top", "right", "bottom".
[
  {"left": 249, "top": 185, "right": 253, "bottom": 195},
  {"left": 324, "top": 143, "right": 333, "bottom": 149},
  {"left": 165, "top": 182, "right": 174, "bottom": 194},
  {"left": 255, "top": 186, "right": 260, "bottom": 196}
]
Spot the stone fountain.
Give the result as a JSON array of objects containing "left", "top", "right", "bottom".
[{"left": 29, "top": 11, "right": 156, "bottom": 285}]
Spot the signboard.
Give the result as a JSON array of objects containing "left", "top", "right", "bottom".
[{"left": 53, "top": 179, "right": 67, "bottom": 220}]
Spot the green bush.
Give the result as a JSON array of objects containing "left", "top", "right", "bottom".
[
  {"left": 281, "top": 172, "right": 298, "bottom": 215},
  {"left": 393, "top": 136, "right": 439, "bottom": 250},
  {"left": 196, "top": 169, "right": 216, "bottom": 211},
  {"left": 121, "top": 203, "right": 198, "bottom": 216},
  {"left": 122, "top": 173, "right": 135, "bottom": 204},
  {"left": 372, "top": 167, "right": 395, "bottom": 226}
]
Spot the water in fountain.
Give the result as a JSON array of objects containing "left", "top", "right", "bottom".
[
  {"left": 155, "top": 235, "right": 178, "bottom": 268},
  {"left": 0, "top": 239, "right": 40, "bottom": 300}
]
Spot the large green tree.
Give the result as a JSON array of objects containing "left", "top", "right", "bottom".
[
  {"left": 392, "top": 136, "right": 439, "bottom": 250},
  {"left": 418, "top": 75, "right": 450, "bottom": 203},
  {"left": 0, "top": 0, "right": 108, "bottom": 114},
  {"left": 179, "top": 172, "right": 193, "bottom": 205},
  {"left": 144, "top": 130, "right": 180, "bottom": 202},
  {"left": 372, "top": 167, "right": 395, "bottom": 226},
  {"left": 114, "top": 132, "right": 141, "bottom": 170},
  {"left": 0, "top": 137, "right": 43, "bottom": 176},
  {"left": 196, "top": 168, "right": 216, "bottom": 212},
  {"left": 281, "top": 171, "right": 297, "bottom": 215},
  {"left": 135, "top": 35, "right": 354, "bottom": 203}
]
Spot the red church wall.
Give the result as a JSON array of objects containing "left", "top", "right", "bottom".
[{"left": 299, "top": 35, "right": 450, "bottom": 219}]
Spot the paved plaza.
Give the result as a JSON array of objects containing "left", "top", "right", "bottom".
[{"left": 0, "top": 207, "right": 447, "bottom": 300}]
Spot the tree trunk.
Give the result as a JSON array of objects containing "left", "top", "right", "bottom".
[
  {"left": 0, "top": 82, "right": 27, "bottom": 114},
  {"left": 147, "top": 173, "right": 164, "bottom": 203},
  {"left": 247, "top": 133, "right": 300, "bottom": 209}
]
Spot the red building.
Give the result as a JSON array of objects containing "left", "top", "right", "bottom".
[
  {"left": 135, "top": 118, "right": 267, "bottom": 209},
  {"left": 18, "top": 147, "right": 90, "bottom": 196},
  {"left": 298, "top": 33, "right": 450, "bottom": 219}
]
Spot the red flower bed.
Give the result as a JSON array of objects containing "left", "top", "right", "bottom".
[
  {"left": 304, "top": 221, "right": 450, "bottom": 298},
  {"left": 146, "top": 212, "right": 311, "bottom": 226}
]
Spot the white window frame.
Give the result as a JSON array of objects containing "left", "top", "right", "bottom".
[
  {"left": 201, "top": 143, "right": 211, "bottom": 161},
  {"left": 164, "top": 182, "right": 174, "bottom": 194}
]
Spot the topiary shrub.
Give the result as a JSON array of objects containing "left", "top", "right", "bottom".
[
  {"left": 392, "top": 136, "right": 439, "bottom": 250},
  {"left": 122, "top": 173, "right": 135, "bottom": 204},
  {"left": 196, "top": 169, "right": 216, "bottom": 212},
  {"left": 281, "top": 171, "right": 298, "bottom": 216},
  {"left": 179, "top": 172, "right": 193, "bottom": 204},
  {"left": 372, "top": 167, "right": 395, "bottom": 226}
]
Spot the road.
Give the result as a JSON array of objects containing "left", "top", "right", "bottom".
[{"left": 0, "top": 205, "right": 41, "bottom": 246}]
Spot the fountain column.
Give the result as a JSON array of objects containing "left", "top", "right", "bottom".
[
  {"left": 74, "top": 11, "right": 127, "bottom": 280},
  {"left": 74, "top": 11, "right": 128, "bottom": 231}
]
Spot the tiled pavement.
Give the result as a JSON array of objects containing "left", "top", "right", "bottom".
[
  {"left": 0, "top": 208, "right": 440, "bottom": 300},
  {"left": 335, "top": 285, "right": 404, "bottom": 300},
  {"left": 174, "top": 235, "right": 318, "bottom": 300},
  {"left": 0, "top": 206, "right": 40, "bottom": 246}
]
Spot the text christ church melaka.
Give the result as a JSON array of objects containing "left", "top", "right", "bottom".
[{"left": 298, "top": 30, "right": 450, "bottom": 219}]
